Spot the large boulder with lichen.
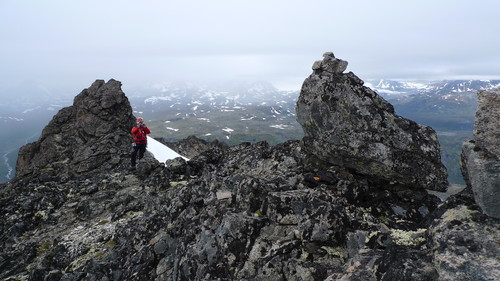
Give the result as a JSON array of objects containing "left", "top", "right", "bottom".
[
  {"left": 16, "top": 79, "right": 135, "bottom": 180},
  {"left": 296, "top": 52, "right": 448, "bottom": 191},
  {"left": 461, "top": 87, "right": 500, "bottom": 218}
]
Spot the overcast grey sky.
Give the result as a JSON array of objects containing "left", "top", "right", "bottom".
[{"left": 1, "top": 0, "right": 499, "bottom": 91}]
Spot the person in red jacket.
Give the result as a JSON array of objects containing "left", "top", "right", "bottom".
[{"left": 130, "top": 117, "right": 151, "bottom": 169}]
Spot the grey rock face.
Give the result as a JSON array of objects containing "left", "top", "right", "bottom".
[
  {"left": 296, "top": 54, "right": 448, "bottom": 191},
  {"left": 474, "top": 88, "right": 500, "bottom": 159},
  {"left": 461, "top": 88, "right": 500, "bottom": 218},
  {"left": 16, "top": 79, "right": 135, "bottom": 179}
]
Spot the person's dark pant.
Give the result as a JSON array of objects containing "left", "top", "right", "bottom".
[{"left": 131, "top": 143, "right": 147, "bottom": 167}]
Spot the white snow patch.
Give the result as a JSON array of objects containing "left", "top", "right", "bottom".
[
  {"left": 270, "top": 124, "right": 289, "bottom": 129},
  {"left": 376, "top": 89, "right": 405, "bottom": 95},
  {"left": 147, "top": 136, "right": 189, "bottom": 162},
  {"left": 144, "top": 95, "right": 175, "bottom": 104},
  {"left": 271, "top": 107, "right": 281, "bottom": 115},
  {"left": 402, "top": 82, "right": 429, "bottom": 89},
  {"left": 222, "top": 127, "right": 234, "bottom": 133},
  {"left": 166, "top": 127, "right": 179, "bottom": 132}
]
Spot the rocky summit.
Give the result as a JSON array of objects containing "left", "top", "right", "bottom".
[
  {"left": 1, "top": 55, "right": 499, "bottom": 281},
  {"left": 296, "top": 52, "right": 448, "bottom": 191},
  {"left": 16, "top": 79, "right": 135, "bottom": 181}
]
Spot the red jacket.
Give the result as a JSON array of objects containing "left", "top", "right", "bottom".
[{"left": 131, "top": 125, "right": 150, "bottom": 144}]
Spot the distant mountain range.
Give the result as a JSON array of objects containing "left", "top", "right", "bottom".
[
  {"left": 366, "top": 79, "right": 500, "bottom": 130},
  {"left": 366, "top": 79, "right": 500, "bottom": 98},
  {"left": 1, "top": 79, "right": 500, "bottom": 184}
]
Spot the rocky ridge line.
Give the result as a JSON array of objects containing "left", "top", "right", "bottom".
[{"left": 0, "top": 55, "right": 498, "bottom": 281}]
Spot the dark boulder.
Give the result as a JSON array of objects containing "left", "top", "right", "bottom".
[{"left": 296, "top": 52, "right": 448, "bottom": 191}]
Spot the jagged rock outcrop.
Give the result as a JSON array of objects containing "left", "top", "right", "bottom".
[
  {"left": 461, "top": 87, "right": 500, "bottom": 218},
  {"left": 16, "top": 79, "right": 135, "bottom": 180},
  {"left": 296, "top": 52, "right": 448, "bottom": 191}
]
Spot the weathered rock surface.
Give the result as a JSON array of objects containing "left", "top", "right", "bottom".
[
  {"left": 296, "top": 52, "right": 448, "bottom": 191},
  {"left": 473, "top": 87, "right": 500, "bottom": 159},
  {"left": 1, "top": 58, "right": 498, "bottom": 281},
  {"left": 461, "top": 88, "right": 500, "bottom": 218},
  {"left": 16, "top": 79, "right": 135, "bottom": 180},
  {"left": 429, "top": 201, "right": 500, "bottom": 280},
  {"left": 1, "top": 137, "right": 445, "bottom": 281}
]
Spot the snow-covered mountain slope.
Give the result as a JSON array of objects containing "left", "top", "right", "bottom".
[
  {"left": 366, "top": 79, "right": 500, "bottom": 99},
  {"left": 132, "top": 81, "right": 297, "bottom": 107},
  {"left": 365, "top": 79, "right": 430, "bottom": 97},
  {"left": 147, "top": 136, "right": 189, "bottom": 163}
]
